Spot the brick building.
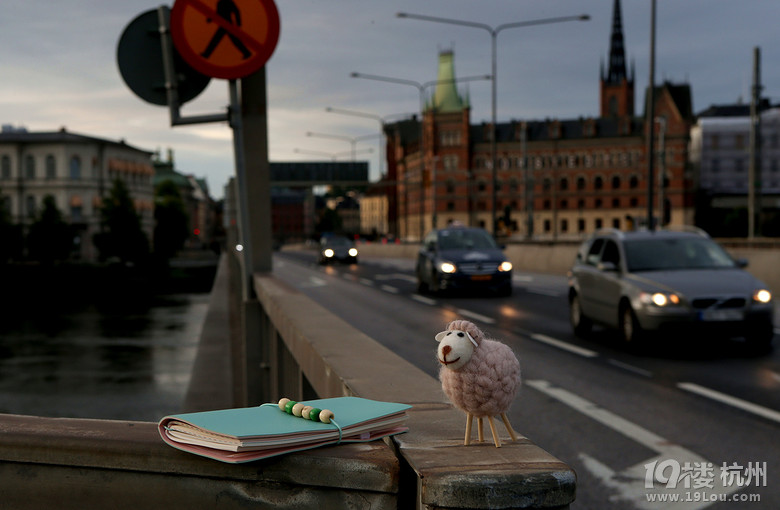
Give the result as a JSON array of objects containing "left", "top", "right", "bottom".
[{"left": 384, "top": 0, "right": 696, "bottom": 241}]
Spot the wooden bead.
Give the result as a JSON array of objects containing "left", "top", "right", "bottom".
[
  {"left": 292, "top": 403, "right": 305, "bottom": 417},
  {"left": 284, "top": 400, "right": 296, "bottom": 414},
  {"left": 301, "top": 406, "right": 313, "bottom": 419},
  {"left": 319, "top": 409, "right": 334, "bottom": 424},
  {"left": 278, "top": 398, "right": 290, "bottom": 411},
  {"left": 309, "top": 408, "right": 321, "bottom": 421}
]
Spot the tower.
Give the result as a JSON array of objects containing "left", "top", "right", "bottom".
[{"left": 600, "top": 0, "right": 634, "bottom": 118}]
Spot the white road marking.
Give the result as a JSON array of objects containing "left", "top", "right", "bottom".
[
  {"left": 530, "top": 333, "right": 598, "bottom": 358},
  {"left": 359, "top": 278, "right": 374, "bottom": 286},
  {"left": 772, "top": 371, "right": 780, "bottom": 384},
  {"left": 513, "top": 274, "right": 534, "bottom": 282},
  {"left": 412, "top": 294, "right": 437, "bottom": 305},
  {"left": 375, "top": 273, "right": 417, "bottom": 283},
  {"left": 527, "top": 288, "right": 563, "bottom": 297},
  {"left": 527, "top": 379, "right": 739, "bottom": 510},
  {"left": 677, "top": 382, "right": 780, "bottom": 425},
  {"left": 380, "top": 285, "right": 399, "bottom": 294},
  {"left": 308, "top": 276, "right": 327, "bottom": 287},
  {"left": 456, "top": 308, "right": 496, "bottom": 324},
  {"left": 607, "top": 358, "right": 653, "bottom": 378}
]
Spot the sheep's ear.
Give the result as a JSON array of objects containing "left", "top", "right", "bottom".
[{"left": 434, "top": 331, "right": 448, "bottom": 342}]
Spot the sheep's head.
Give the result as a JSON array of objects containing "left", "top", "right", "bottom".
[{"left": 435, "top": 320, "right": 483, "bottom": 370}]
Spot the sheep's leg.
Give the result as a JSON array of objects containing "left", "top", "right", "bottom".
[
  {"left": 500, "top": 413, "right": 518, "bottom": 442},
  {"left": 487, "top": 416, "right": 501, "bottom": 448},
  {"left": 464, "top": 413, "right": 473, "bottom": 446},
  {"left": 477, "top": 417, "right": 484, "bottom": 442}
]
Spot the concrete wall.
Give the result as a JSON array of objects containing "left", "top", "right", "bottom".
[{"left": 353, "top": 240, "right": 780, "bottom": 296}]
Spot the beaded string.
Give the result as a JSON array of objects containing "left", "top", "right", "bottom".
[{"left": 264, "top": 398, "right": 343, "bottom": 443}]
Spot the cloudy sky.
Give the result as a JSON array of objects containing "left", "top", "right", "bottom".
[{"left": 3, "top": 1, "right": 779, "bottom": 198}]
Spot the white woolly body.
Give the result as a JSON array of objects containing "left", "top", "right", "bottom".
[{"left": 439, "top": 337, "right": 521, "bottom": 418}]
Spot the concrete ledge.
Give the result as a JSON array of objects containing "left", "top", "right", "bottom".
[
  {"left": 253, "top": 272, "right": 576, "bottom": 509},
  {"left": 0, "top": 413, "right": 400, "bottom": 509}
]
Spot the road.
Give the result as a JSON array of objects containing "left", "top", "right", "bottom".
[{"left": 273, "top": 248, "right": 779, "bottom": 510}]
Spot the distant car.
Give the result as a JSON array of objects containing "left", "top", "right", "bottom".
[
  {"left": 416, "top": 226, "right": 512, "bottom": 296},
  {"left": 318, "top": 235, "right": 358, "bottom": 264},
  {"left": 568, "top": 228, "right": 775, "bottom": 350}
]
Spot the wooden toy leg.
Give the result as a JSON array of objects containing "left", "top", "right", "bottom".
[
  {"left": 500, "top": 413, "right": 518, "bottom": 442},
  {"left": 464, "top": 413, "right": 473, "bottom": 446},
  {"left": 487, "top": 416, "right": 501, "bottom": 448},
  {"left": 477, "top": 417, "right": 484, "bottom": 442}
]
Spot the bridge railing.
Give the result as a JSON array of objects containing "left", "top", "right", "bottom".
[{"left": 0, "top": 252, "right": 576, "bottom": 509}]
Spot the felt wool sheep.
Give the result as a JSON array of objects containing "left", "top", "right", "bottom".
[{"left": 435, "top": 319, "right": 521, "bottom": 447}]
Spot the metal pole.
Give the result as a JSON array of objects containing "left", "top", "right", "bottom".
[
  {"left": 490, "top": 31, "right": 498, "bottom": 236},
  {"left": 748, "top": 46, "right": 762, "bottom": 239},
  {"left": 656, "top": 117, "right": 666, "bottom": 226},
  {"left": 646, "top": 0, "right": 656, "bottom": 230},
  {"left": 229, "top": 80, "right": 254, "bottom": 300}
]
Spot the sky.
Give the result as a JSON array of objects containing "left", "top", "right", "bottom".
[{"left": 3, "top": 1, "right": 780, "bottom": 199}]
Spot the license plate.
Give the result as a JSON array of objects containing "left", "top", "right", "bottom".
[
  {"left": 699, "top": 309, "right": 744, "bottom": 321},
  {"left": 470, "top": 275, "right": 492, "bottom": 281}
]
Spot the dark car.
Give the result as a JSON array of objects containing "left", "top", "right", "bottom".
[
  {"left": 416, "top": 226, "right": 513, "bottom": 296},
  {"left": 318, "top": 235, "right": 358, "bottom": 264},
  {"left": 568, "top": 228, "right": 775, "bottom": 349}
]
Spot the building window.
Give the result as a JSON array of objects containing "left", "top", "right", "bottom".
[
  {"left": 595, "top": 198, "right": 603, "bottom": 208},
  {"left": 542, "top": 177, "right": 552, "bottom": 192},
  {"left": 446, "top": 179, "right": 455, "bottom": 194},
  {"left": 594, "top": 176, "right": 604, "bottom": 190},
  {"left": 443, "top": 155, "right": 458, "bottom": 171},
  {"left": 611, "top": 175, "right": 621, "bottom": 190},
  {"left": 630, "top": 197, "right": 638, "bottom": 207},
  {"left": 447, "top": 201, "right": 455, "bottom": 211},
  {"left": 26, "top": 195, "right": 36, "bottom": 218},
  {"left": 477, "top": 180, "right": 487, "bottom": 192},
  {"left": 543, "top": 199, "right": 551, "bottom": 210},
  {"left": 1, "top": 155, "right": 10, "bottom": 180},
  {"left": 561, "top": 219, "right": 568, "bottom": 232},
  {"left": 612, "top": 218, "right": 621, "bottom": 229},
  {"left": 70, "top": 156, "right": 82, "bottom": 180},
  {"left": 25, "top": 155, "right": 35, "bottom": 179},
  {"left": 734, "top": 159, "right": 744, "bottom": 173},
  {"left": 735, "top": 134, "right": 745, "bottom": 149},
  {"left": 544, "top": 219, "right": 551, "bottom": 232},
  {"left": 612, "top": 198, "right": 620, "bottom": 208},
  {"left": 577, "top": 198, "right": 585, "bottom": 210},
  {"left": 629, "top": 174, "right": 639, "bottom": 188},
  {"left": 595, "top": 218, "right": 603, "bottom": 229},
  {"left": 559, "top": 177, "right": 569, "bottom": 191},
  {"left": 46, "top": 155, "right": 56, "bottom": 180},
  {"left": 560, "top": 199, "right": 568, "bottom": 209},
  {"left": 576, "top": 176, "right": 586, "bottom": 190},
  {"left": 71, "top": 206, "right": 83, "bottom": 222},
  {"left": 711, "top": 159, "right": 720, "bottom": 173},
  {"left": 578, "top": 219, "right": 585, "bottom": 232},
  {"left": 509, "top": 178, "right": 519, "bottom": 192}
]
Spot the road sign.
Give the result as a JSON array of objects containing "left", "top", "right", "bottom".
[
  {"left": 117, "top": 9, "right": 210, "bottom": 106},
  {"left": 170, "top": 0, "right": 280, "bottom": 80}
]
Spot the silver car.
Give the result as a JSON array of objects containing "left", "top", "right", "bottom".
[{"left": 568, "top": 228, "right": 774, "bottom": 350}]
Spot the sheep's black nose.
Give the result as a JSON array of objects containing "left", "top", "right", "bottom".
[{"left": 442, "top": 345, "right": 452, "bottom": 356}]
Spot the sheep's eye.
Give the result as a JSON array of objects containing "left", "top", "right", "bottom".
[
  {"left": 446, "top": 332, "right": 452, "bottom": 336},
  {"left": 457, "top": 332, "right": 464, "bottom": 337}
]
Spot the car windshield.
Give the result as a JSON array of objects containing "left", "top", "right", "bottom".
[
  {"left": 623, "top": 237, "right": 736, "bottom": 272},
  {"left": 324, "top": 237, "right": 352, "bottom": 246},
  {"left": 438, "top": 229, "right": 497, "bottom": 250}
]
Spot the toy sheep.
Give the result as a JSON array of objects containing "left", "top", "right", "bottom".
[{"left": 435, "top": 319, "right": 521, "bottom": 447}]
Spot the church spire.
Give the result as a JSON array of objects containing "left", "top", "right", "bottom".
[
  {"left": 432, "top": 50, "right": 465, "bottom": 113},
  {"left": 605, "top": 0, "right": 628, "bottom": 84}
]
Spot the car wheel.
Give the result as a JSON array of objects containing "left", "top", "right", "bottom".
[
  {"left": 619, "top": 303, "right": 644, "bottom": 346},
  {"left": 569, "top": 293, "right": 592, "bottom": 338}
]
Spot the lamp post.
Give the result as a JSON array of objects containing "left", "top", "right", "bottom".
[
  {"left": 305, "top": 131, "right": 379, "bottom": 161},
  {"left": 293, "top": 147, "right": 374, "bottom": 161},
  {"left": 350, "top": 71, "right": 491, "bottom": 241},
  {"left": 397, "top": 11, "right": 589, "bottom": 237}
]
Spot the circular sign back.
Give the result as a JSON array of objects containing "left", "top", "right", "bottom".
[
  {"left": 170, "top": 0, "right": 280, "bottom": 80},
  {"left": 117, "top": 9, "right": 211, "bottom": 106}
]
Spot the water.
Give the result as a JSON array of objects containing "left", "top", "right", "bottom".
[{"left": 0, "top": 293, "right": 208, "bottom": 422}]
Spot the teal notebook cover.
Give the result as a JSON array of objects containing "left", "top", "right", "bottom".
[{"left": 158, "top": 396, "right": 411, "bottom": 463}]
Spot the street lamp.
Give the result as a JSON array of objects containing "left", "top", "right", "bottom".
[
  {"left": 350, "top": 71, "right": 491, "bottom": 241},
  {"left": 293, "top": 147, "right": 374, "bottom": 161},
  {"left": 305, "top": 131, "right": 380, "bottom": 161},
  {"left": 397, "top": 11, "right": 590, "bottom": 236}
]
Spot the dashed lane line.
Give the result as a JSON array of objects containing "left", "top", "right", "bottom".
[
  {"left": 677, "top": 382, "right": 780, "bottom": 425},
  {"left": 530, "top": 333, "right": 598, "bottom": 358},
  {"left": 359, "top": 278, "right": 374, "bottom": 286},
  {"left": 412, "top": 294, "right": 437, "bottom": 305},
  {"left": 607, "top": 358, "right": 653, "bottom": 378},
  {"left": 456, "top": 308, "right": 496, "bottom": 325},
  {"left": 380, "top": 284, "right": 400, "bottom": 294}
]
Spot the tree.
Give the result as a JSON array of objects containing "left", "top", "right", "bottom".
[
  {"left": 94, "top": 178, "right": 149, "bottom": 264},
  {"left": 27, "top": 195, "right": 72, "bottom": 263},
  {"left": 154, "top": 179, "right": 189, "bottom": 261},
  {"left": 0, "top": 192, "right": 22, "bottom": 262}
]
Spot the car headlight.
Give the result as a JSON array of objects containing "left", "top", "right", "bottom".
[
  {"left": 498, "top": 261, "right": 513, "bottom": 272},
  {"left": 440, "top": 262, "right": 457, "bottom": 274},
  {"left": 640, "top": 292, "right": 681, "bottom": 307},
  {"left": 348, "top": 248, "right": 358, "bottom": 257},
  {"left": 323, "top": 248, "right": 334, "bottom": 258},
  {"left": 753, "top": 289, "right": 772, "bottom": 304}
]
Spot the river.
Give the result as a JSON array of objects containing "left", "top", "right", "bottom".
[{"left": 0, "top": 292, "right": 208, "bottom": 422}]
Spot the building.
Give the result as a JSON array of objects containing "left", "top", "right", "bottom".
[
  {"left": 0, "top": 126, "right": 154, "bottom": 261},
  {"left": 690, "top": 102, "right": 780, "bottom": 235},
  {"left": 384, "top": 0, "right": 696, "bottom": 241}
]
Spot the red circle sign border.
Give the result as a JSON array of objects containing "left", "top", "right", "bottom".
[{"left": 170, "top": 0, "right": 280, "bottom": 80}]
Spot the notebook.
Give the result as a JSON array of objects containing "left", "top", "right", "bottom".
[{"left": 158, "top": 396, "right": 411, "bottom": 463}]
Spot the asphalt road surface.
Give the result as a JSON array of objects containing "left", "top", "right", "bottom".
[{"left": 274, "top": 248, "right": 779, "bottom": 510}]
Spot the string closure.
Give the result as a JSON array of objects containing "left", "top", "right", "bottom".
[{"left": 268, "top": 398, "right": 343, "bottom": 443}]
